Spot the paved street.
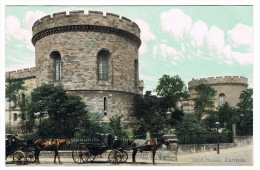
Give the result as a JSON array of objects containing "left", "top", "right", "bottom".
[{"left": 5, "top": 145, "right": 253, "bottom": 166}]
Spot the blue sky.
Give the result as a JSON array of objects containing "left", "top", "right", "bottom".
[{"left": 5, "top": 5, "right": 253, "bottom": 92}]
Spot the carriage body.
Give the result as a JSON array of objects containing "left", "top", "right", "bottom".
[
  {"left": 5, "top": 134, "right": 35, "bottom": 164},
  {"left": 72, "top": 133, "right": 128, "bottom": 164}
]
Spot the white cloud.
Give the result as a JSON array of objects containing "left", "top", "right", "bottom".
[
  {"left": 228, "top": 23, "right": 253, "bottom": 50},
  {"left": 23, "top": 10, "right": 46, "bottom": 29},
  {"left": 134, "top": 19, "right": 156, "bottom": 55},
  {"left": 6, "top": 11, "right": 46, "bottom": 53},
  {"left": 206, "top": 26, "right": 225, "bottom": 53},
  {"left": 190, "top": 20, "right": 208, "bottom": 46},
  {"left": 160, "top": 9, "right": 253, "bottom": 66},
  {"left": 160, "top": 9, "right": 192, "bottom": 39}
]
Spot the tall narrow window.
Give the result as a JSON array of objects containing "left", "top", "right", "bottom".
[
  {"left": 98, "top": 50, "right": 109, "bottom": 81},
  {"left": 103, "top": 97, "right": 107, "bottom": 112},
  {"left": 13, "top": 113, "right": 18, "bottom": 121},
  {"left": 50, "top": 51, "right": 61, "bottom": 81},
  {"left": 219, "top": 93, "right": 225, "bottom": 106}
]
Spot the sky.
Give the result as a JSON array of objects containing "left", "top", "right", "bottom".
[{"left": 5, "top": 5, "right": 253, "bottom": 92}]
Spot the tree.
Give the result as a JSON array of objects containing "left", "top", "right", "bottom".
[
  {"left": 155, "top": 75, "right": 188, "bottom": 127},
  {"left": 5, "top": 78, "right": 28, "bottom": 133},
  {"left": 5, "top": 78, "right": 26, "bottom": 108},
  {"left": 132, "top": 91, "right": 165, "bottom": 138},
  {"left": 28, "top": 84, "right": 87, "bottom": 138},
  {"left": 74, "top": 113, "right": 105, "bottom": 138},
  {"left": 109, "top": 115, "right": 127, "bottom": 138},
  {"left": 156, "top": 75, "right": 189, "bottom": 109},
  {"left": 175, "top": 113, "right": 208, "bottom": 133},
  {"left": 194, "top": 83, "right": 216, "bottom": 119},
  {"left": 237, "top": 88, "right": 253, "bottom": 126}
]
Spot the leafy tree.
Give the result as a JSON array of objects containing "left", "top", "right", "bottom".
[
  {"left": 155, "top": 75, "right": 188, "bottom": 128},
  {"left": 194, "top": 83, "right": 216, "bottom": 119},
  {"left": 28, "top": 84, "right": 87, "bottom": 138},
  {"left": 175, "top": 113, "right": 208, "bottom": 133},
  {"left": 237, "top": 88, "right": 253, "bottom": 126},
  {"left": 5, "top": 78, "right": 26, "bottom": 108},
  {"left": 156, "top": 74, "right": 189, "bottom": 109},
  {"left": 74, "top": 113, "right": 105, "bottom": 138},
  {"left": 5, "top": 78, "right": 29, "bottom": 133},
  {"left": 132, "top": 91, "right": 165, "bottom": 138},
  {"left": 201, "top": 104, "right": 238, "bottom": 132},
  {"left": 109, "top": 115, "right": 127, "bottom": 138}
]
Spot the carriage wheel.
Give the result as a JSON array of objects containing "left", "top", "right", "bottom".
[
  {"left": 72, "top": 146, "right": 92, "bottom": 164},
  {"left": 13, "top": 150, "right": 26, "bottom": 165},
  {"left": 26, "top": 151, "right": 35, "bottom": 162},
  {"left": 120, "top": 151, "right": 128, "bottom": 163},
  {"left": 108, "top": 149, "right": 121, "bottom": 164},
  {"left": 88, "top": 153, "right": 96, "bottom": 162}
]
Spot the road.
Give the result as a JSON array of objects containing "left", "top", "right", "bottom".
[{"left": 5, "top": 145, "right": 253, "bottom": 166}]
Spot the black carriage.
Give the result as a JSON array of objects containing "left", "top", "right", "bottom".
[
  {"left": 5, "top": 134, "right": 35, "bottom": 165},
  {"left": 72, "top": 133, "right": 128, "bottom": 164}
]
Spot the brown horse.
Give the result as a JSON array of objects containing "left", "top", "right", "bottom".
[
  {"left": 34, "top": 138, "right": 71, "bottom": 164},
  {"left": 131, "top": 137, "right": 170, "bottom": 165}
]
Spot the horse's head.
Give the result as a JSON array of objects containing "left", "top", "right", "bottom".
[
  {"left": 157, "top": 137, "right": 170, "bottom": 148},
  {"left": 65, "top": 139, "right": 71, "bottom": 146},
  {"left": 33, "top": 139, "right": 42, "bottom": 146}
]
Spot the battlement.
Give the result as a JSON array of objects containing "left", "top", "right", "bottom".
[
  {"left": 188, "top": 76, "right": 248, "bottom": 89},
  {"left": 32, "top": 10, "right": 140, "bottom": 38},
  {"left": 5, "top": 67, "right": 36, "bottom": 80}
]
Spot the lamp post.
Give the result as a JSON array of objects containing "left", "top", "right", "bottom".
[
  {"left": 166, "top": 110, "right": 172, "bottom": 133},
  {"left": 215, "top": 122, "right": 220, "bottom": 154}
]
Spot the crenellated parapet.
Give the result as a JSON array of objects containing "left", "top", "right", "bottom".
[
  {"left": 32, "top": 10, "right": 141, "bottom": 46},
  {"left": 188, "top": 76, "right": 248, "bottom": 89},
  {"left": 5, "top": 67, "right": 36, "bottom": 80}
]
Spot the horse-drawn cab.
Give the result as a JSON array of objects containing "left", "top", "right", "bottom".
[
  {"left": 5, "top": 134, "right": 35, "bottom": 164},
  {"left": 72, "top": 133, "right": 127, "bottom": 164}
]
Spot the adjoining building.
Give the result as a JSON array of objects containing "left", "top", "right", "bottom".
[{"left": 181, "top": 76, "right": 249, "bottom": 114}]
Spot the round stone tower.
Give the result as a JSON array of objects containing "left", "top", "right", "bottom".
[
  {"left": 188, "top": 76, "right": 248, "bottom": 108},
  {"left": 32, "top": 10, "right": 142, "bottom": 119}
]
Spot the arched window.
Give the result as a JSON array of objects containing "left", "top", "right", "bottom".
[
  {"left": 218, "top": 93, "right": 225, "bottom": 106},
  {"left": 97, "top": 50, "right": 109, "bottom": 81},
  {"left": 50, "top": 51, "right": 61, "bottom": 81}
]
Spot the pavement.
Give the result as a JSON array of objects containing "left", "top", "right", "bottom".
[{"left": 5, "top": 145, "right": 253, "bottom": 166}]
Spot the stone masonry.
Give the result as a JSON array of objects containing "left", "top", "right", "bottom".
[{"left": 31, "top": 10, "right": 142, "bottom": 119}]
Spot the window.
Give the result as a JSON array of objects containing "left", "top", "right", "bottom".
[
  {"left": 218, "top": 93, "right": 225, "bottom": 106},
  {"left": 98, "top": 50, "right": 109, "bottom": 81},
  {"left": 50, "top": 51, "right": 61, "bottom": 81},
  {"left": 13, "top": 113, "right": 18, "bottom": 121},
  {"left": 103, "top": 97, "right": 107, "bottom": 113}
]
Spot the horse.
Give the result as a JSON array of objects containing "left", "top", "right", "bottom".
[
  {"left": 34, "top": 138, "right": 71, "bottom": 164},
  {"left": 131, "top": 137, "right": 170, "bottom": 165}
]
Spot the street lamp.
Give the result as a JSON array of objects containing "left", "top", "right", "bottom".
[
  {"left": 215, "top": 122, "right": 220, "bottom": 154},
  {"left": 166, "top": 110, "right": 172, "bottom": 120}
]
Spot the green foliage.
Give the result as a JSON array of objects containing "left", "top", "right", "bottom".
[
  {"left": 5, "top": 78, "right": 26, "bottom": 108},
  {"left": 156, "top": 75, "right": 189, "bottom": 109},
  {"left": 28, "top": 84, "right": 87, "bottom": 138},
  {"left": 194, "top": 83, "right": 216, "bottom": 118},
  {"left": 237, "top": 88, "right": 253, "bottom": 126},
  {"left": 109, "top": 115, "right": 128, "bottom": 138},
  {"left": 175, "top": 113, "right": 208, "bottom": 133},
  {"left": 74, "top": 113, "right": 128, "bottom": 138},
  {"left": 132, "top": 92, "right": 165, "bottom": 137}
]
